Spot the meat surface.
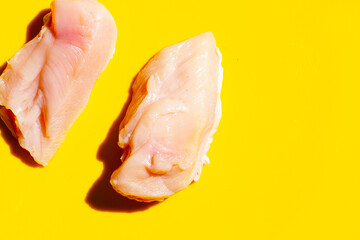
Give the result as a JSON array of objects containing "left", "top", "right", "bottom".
[
  {"left": 0, "top": 0, "right": 117, "bottom": 165},
  {"left": 111, "top": 32, "right": 223, "bottom": 202}
]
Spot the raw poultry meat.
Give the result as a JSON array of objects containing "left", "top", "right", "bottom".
[
  {"left": 0, "top": 0, "right": 117, "bottom": 165},
  {"left": 111, "top": 32, "right": 223, "bottom": 202}
]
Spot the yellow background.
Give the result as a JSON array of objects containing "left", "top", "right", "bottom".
[{"left": 0, "top": 0, "right": 360, "bottom": 239}]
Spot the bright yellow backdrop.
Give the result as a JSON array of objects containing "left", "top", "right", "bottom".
[{"left": 1, "top": 0, "right": 360, "bottom": 239}]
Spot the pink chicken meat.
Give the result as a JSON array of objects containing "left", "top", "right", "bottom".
[
  {"left": 111, "top": 32, "right": 223, "bottom": 202},
  {"left": 0, "top": 0, "right": 117, "bottom": 165}
]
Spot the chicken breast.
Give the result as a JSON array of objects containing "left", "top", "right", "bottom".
[
  {"left": 111, "top": 32, "right": 223, "bottom": 202},
  {"left": 0, "top": 0, "right": 117, "bottom": 165}
]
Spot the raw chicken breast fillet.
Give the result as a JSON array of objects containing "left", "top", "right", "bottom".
[
  {"left": 111, "top": 32, "right": 223, "bottom": 202},
  {"left": 0, "top": 0, "right": 117, "bottom": 165}
]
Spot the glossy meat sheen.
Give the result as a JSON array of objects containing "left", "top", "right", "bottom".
[
  {"left": 0, "top": 0, "right": 117, "bottom": 165},
  {"left": 111, "top": 32, "right": 223, "bottom": 202}
]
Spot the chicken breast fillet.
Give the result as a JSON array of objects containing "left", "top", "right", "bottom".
[
  {"left": 111, "top": 32, "right": 223, "bottom": 202},
  {"left": 0, "top": 0, "right": 117, "bottom": 165}
]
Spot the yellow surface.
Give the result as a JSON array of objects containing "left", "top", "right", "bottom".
[{"left": 0, "top": 0, "right": 360, "bottom": 239}]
